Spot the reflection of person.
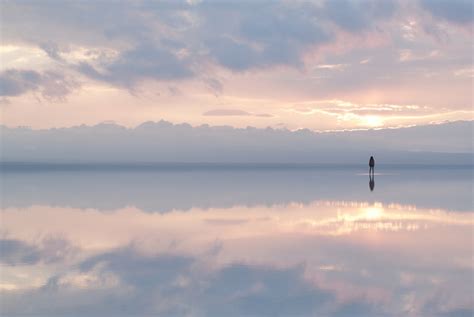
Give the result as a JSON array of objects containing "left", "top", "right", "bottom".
[
  {"left": 369, "top": 173, "right": 375, "bottom": 192},
  {"left": 369, "top": 156, "right": 375, "bottom": 175}
]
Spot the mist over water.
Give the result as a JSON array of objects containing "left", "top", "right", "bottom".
[{"left": 1, "top": 165, "right": 472, "bottom": 316}]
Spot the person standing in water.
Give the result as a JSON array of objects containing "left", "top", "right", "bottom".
[
  {"left": 369, "top": 156, "right": 375, "bottom": 175},
  {"left": 369, "top": 156, "right": 375, "bottom": 191}
]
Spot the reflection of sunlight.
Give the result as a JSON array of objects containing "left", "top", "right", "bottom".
[
  {"left": 0, "top": 283, "right": 20, "bottom": 291},
  {"left": 1, "top": 199, "right": 473, "bottom": 306},
  {"left": 363, "top": 206, "right": 384, "bottom": 220},
  {"left": 2, "top": 201, "right": 471, "bottom": 251}
]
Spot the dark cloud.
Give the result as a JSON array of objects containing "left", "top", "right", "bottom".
[
  {"left": 206, "top": 37, "right": 263, "bottom": 71},
  {"left": 0, "top": 70, "right": 41, "bottom": 97},
  {"left": 1, "top": 248, "right": 373, "bottom": 316},
  {"left": 77, "top": 45, "right": 193, "bottom": 88},
  {"left": 322, "top": 0, "right": 397, "bottom": 32},
  {"left": 201, "top": 2, "right": 331, "bottom": 70},
  {"left": 0, "top": 239, "right": 41, "bottom": 265},
  {"left": 0, "top": 0, "right": 470, "bottom": 99},
  {"left": 202, "top": 77, "right": 223, "bottom": 95},
  {"left": 0, "top": 238, "right": 74, "bottom": 265},
  {"left": 332, "top": 301, "right": 379, "bottom": 317},
  {"left": 0, "top": 69, "right": 78, "bottom": 100},
  {"left": 39, "top": 42, "right": 63, "bottom": 61},
  {"left": 420, "top": 0, "right": 473, "bottom": 25},
  {"left": 2, "top": 238, "right": 470, "bottom": 316},
  {"left": 203, "top": 263, "right": 334, "bottom": 316},
  {"left": 0, "top": 0, "right": 392, "bottom": 94},
  {"left": 79, "top": 248, "right": 194, "bottom": 291},
  {"left": 1, "top": 0, "right": 152, "bottom": 45}
]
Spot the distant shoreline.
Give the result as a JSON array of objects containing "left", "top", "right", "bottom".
[{"left": 1, "top": 161, "right": 472, "bottom": 172}]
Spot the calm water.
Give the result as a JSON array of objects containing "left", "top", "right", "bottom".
[{"left": 0, "top": 165, "right": 473, "bottom": 316}]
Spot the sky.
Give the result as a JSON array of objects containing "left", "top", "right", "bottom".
[{"left": 0, "top": 0, "right": 473, "bottom": 131}]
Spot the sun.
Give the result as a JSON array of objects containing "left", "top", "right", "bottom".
[{"left": 362, "top": 115, "right": 384, "bottom": 128}]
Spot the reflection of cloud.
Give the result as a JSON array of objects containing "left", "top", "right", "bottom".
[
  {"left": 454, "top": 67, "right": 474, "bottom": 78},
  {"left": 1, "top": 199, "right": 472, "bottom": 316},
  {"left": 203, "top": 263, "right": 335, "bottom": 316},
  {"left": 316, "top": 64, "right": 348, "bottom": 70},
  {"left": 2, "top": 243, "right": 471, "bottom": 316},
  {"left": 1, "top": 247, "right": 382, "bottom": 316}
]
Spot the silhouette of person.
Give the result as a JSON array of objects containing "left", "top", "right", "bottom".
[
  {"left": 369, "top": 173, "right": 375, "bottom": 191},
  {"left": 369, "top": 156, "right": 375, "bottom": 176}
]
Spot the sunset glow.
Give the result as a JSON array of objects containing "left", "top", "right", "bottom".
[{"left": 0, "top": 1, "right": 472, "bottom": 130}]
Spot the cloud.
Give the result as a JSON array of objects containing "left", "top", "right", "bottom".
[
  {"left": 0, "top": 239, "right": 41, "bottom": 265},
  {"left": 1, "top": 120, "right": 472, "bottom": 166},
  {"left": 77, "top": 45, "right": 193, "bottom": 88},
  {"left": 203, "top": 109, "right": 273, "bottom": 117},
  {"left": 0, "top": 69, "right": 78, "bottom": 100},
  {"left": 202, "top": 77, "right": 223, "bottom": 95},
  {"left": 0, "top": 0, "right": 396, "bottom": 93},
  {"left": 0, "top": 0, "right": 471, "bottom": 107},
  {"left": 205, "top": 37, "right": 263, "bottom": 71},
  {"left": 322, "top": 0, "right": 397, "bottom": 32},
  {"left": 0, "top": 70, "right": 41, "bottom": 97},
  {"left": 212, "top": 2, "right": 331, "bottom": 69},
  {"left": 294, "top": 100, "right": 431, "bottom": 117},
  {"left": 420, "top": 0, "right": 474, "bottom": 25},
  {"left": 203, "top": 109, "right": 251, "bottom": 116},
  {"left": 0, "top": 238, "right": 75, "bottom": 265},
  {"left": 39, "top": 42, "right": 63, "bottom": 61}
]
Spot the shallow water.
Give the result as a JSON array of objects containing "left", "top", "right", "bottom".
[{"left": 0, "top": 165, "right": 473, "bottom": 316}]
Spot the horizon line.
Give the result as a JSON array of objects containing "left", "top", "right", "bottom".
[{"left": 1, "top": 119, "right": 472, "bottom": 134}]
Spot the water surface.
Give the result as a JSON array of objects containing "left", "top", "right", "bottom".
[{"left": 0, "top": 165, "right": 472, "bottom": 316}]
